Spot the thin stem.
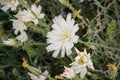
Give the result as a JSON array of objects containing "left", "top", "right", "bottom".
[{"left": 78, "top": 40, "right": 120, "bottom": 52}]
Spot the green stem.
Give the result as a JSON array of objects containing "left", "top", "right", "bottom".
[
  {"left": 78, "top": 40, "right": 120, "bottom": 52},
  {"left": 117, "top": 61, "right": 120, "bottom": 68}
]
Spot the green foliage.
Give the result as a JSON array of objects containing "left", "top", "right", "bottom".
[
  {"left": 107, "top": 20, "right": 116, "bottom": 40},
  {"left": 0, "top": 0, "right": 120, "bottom": 80}
]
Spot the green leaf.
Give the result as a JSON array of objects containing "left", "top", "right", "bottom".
[
  {"left": 107, "top": 20, "right": 116, "bottom": 39},
  {"left": 12, "top": 68, "right": 20, "bottom": 77}
]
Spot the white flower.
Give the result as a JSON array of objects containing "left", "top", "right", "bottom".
[
  {"left": 46, "top": 13, "right": 79, "bottom": 58},
  {"left": 22, "top": 4, "right": 45, "bottom": 25},
  {"left": 61, "top": 66, "right": 75, "bottom": 79},
  {"left": 3, "top": 38, "right": 16, "bottom": 46},
  {"left": 70, "top": 48, "right": 94, "bottom": 78},
  {"left": 16, "top": 32, "right": 28, "bottom": 42},
  {"left": 12, "top": 10, "right": 27, "bottom": 35},
  {"left": 14, "top": 9, "right": 26, "bottom": 21},
  {"left": 28, "top": 70, "right": 49, "bottom": 80},
  {"left": 0, "top": 0, "right": 19, "bottom": 12},
  {"left": 11, "top": 10, "right": 28, "bottom": 42},
  {"left": 12, "top": 20, "right": 27, "bottom": 35}
]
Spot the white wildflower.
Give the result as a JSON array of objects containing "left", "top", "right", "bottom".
[
  {"left": 22, "top": 58, "right": 49, "bottom": 80},
  {"left": 0, "top": 0, "right": 19, "bottom": 12},
  {"left": 12, "top": 19, "right": 27, "bottom": 35},
  {"left": 14, "top": 9, "right": 25, "bottom": 21},
  {"left": 28, "top": 70, "right": 49, "bottom": 80},
  {"left": 46, "top": 13, "right": 79, "bottom": 58},
  {"left": 61, "top": 66, "right": 75, "bottom": 79},
  {"left": 22, "top": 4, "right": 45, "bottom": 25},
  {"left": 3, "top": 38, "right": 16, "bottom": 46},
  {"left": 16, "top": 32, "right": 28, "bottom": 42},
  {"left": 12, "top": 10, "right": 27, "bottom": 35},
  {"left": 70, "top": 48, "right": 94, "bottom": 78}
]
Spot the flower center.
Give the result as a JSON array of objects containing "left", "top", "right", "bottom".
[
  {"left": 63, "top": 32, "right": 70, "bottom": 41},
  {"left": 32, "top": 15, "right": 36, "bottom": 20},
  {"left": 7, "top": 0, "right": 16, "bottom": 3},
  {"left": 78, "top": 55, "right": 89, "bottom": 65}
]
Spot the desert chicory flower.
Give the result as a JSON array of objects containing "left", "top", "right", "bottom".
[
  {"left": 28, "top": 71, "right": 48, "bottom": 80},
  {"left": 70, "top": 48, "right": 94, "bottom": 78},
  {"left": 22, "top": 58, "right": 48, "bottom": 80},
  {"left": 12, "top": 19, "right": 27, "bottom": 35},
  {"left": 61, "top": 66, "right": 75, "bottom": 79},
  {"left": 22, "top": 4, "right": 45, "bottom": 25},
  {"left": 0, "top": 0, "right": 19, "bottom": 12},
  {"left": 3, "top": 38, "right": 16, "bottom": 46},
  {"left": 16, "top": 32, "right": 28, "bottom": 42},
  {"left": 12, "top": 10, "right": 27, "bottom": 35},
  {"left": 46, "top": 13, "right": 79, "bottom": 58}
]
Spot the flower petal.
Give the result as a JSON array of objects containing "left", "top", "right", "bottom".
[
  {"left": 80, "top": 67, "right": 87, "bottom": 78},
  {"left": 52, "top": 49, "right": 61, "bottom": 58}
]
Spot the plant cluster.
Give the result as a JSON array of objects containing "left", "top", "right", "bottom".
[{"left": 0, "top": 0, "right": 120, "bottom": 80}]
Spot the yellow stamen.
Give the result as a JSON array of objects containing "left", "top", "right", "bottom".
[
  {"left": 73, "top": 10, "right": 83, "bottom": 20},
  {"left": 78, "top": 55, "right": 88, "bottom": 65},
  {"left": 22, "top": 58, "right": 29, "bottom": 68},
  {"left": 107, "top": 63, "right": 118, "bottom": 74},
  {"left": 63, "top": 32, "right": 70, "bottom": 41},
  {"left": 78, "top": 56, "right": 85, "bottom": 65}
]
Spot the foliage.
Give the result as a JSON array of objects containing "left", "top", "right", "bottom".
[{"left": 0, "top": 0, "right": 120, "bottom": 80}]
